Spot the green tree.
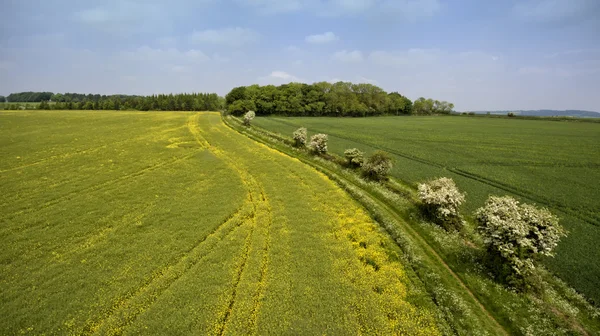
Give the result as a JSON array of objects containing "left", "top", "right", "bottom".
[
  {"left": 344, "top": 148, "right": 364, "bottom": 168},
  {"left": 38, "top": 101, "right": 50, "bottom": 110},
  {"left": 362, "top": 151, "right": 393, "bottom": 180}
]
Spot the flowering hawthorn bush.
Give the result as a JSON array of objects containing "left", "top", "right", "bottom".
[
  {"left": 293, "top": 127, "right": 307, "bottom": 147},
  {"left": 418, "top": 177, "right": 465, "bottom": 231},
  {"left": 243, "top": 110, "right": 255, "bottom": 126},
  {"left": 362, "top": 151, "right": 393, "bottom": 180},
  {"left": 475, "top": 195, "right": 567, "bottom": 290},
  {"left": 309, "top": 133, "right": 328, "bottom": 154},
  {"left": 344, "top": 148, "right": 364, "bottom": 168}
]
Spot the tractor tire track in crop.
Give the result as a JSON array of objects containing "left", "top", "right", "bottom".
[
  {"left": 84, "top": 203, "right": 252, "bottom": 335},
  {"left": 188, "top": 113, "right": 273, "bottom": 335},
  {"left": 451, "top": 168, "right": 600, "bottom": 226},
  {"left": 0, "top": 133, "right": 155, "bottom": 174},
  {"left": 1, "top": 151, "right": 200, "bottom": 235}
]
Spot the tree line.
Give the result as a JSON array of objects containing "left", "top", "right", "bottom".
[
  {"left": 4, "top": 83, "right": 455, "bottom": 116},
  {"left": 6, "top": 92, "right": 53, "bottom": 102},
  {"left": 36, "top": 93, "right": 224, "bottom": 111},
  {"left": 225, "top": 82, "right": 454, "bottom": 116}
]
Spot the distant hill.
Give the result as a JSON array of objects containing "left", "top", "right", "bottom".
[{"left": 468, "top": 110, "right": 600, "bottom": 118}]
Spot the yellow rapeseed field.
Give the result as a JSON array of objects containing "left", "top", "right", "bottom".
[{"left": 0, "top": 111, "right": 439, "bottom": 335}]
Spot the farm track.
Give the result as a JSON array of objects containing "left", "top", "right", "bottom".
[
  {"left": 266, "top": 118, "right": 600, "bottom": 226},
  {"left": 225, "top": 116, "right": 510, "bottom": 336}
]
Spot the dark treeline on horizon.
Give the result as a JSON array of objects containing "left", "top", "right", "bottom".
[
  {"left": 4, "top": 83, "right": 454, "bottom": 116},
  {"left": 3, "top": 92, "right": 224, "bottom": 111},
  {"left": 6, "top": 92, "right": 53, "bottom": 102},
  {"left": 225, "top": 82, "right": 454, "bottom": 116}
]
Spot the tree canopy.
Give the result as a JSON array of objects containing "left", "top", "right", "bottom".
[
  {"left": 5, "top": 85, "right": 454, "bottom": 116},
  {"left": 225, "top": 82, "right": 420, "bottom": 117},
  {"left": 7, "top": 92, "right": 54, "bottom": 102},
  {"left": 412, "top": 97, "right": 455, "bottom": 115}
]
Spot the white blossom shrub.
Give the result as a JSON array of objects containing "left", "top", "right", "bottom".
[
  {"left": 309, "top": 133, "right": 328, "bottom": 154},
  {"left": 293, "top": 127, "right": 307, "bottom": 147},
  {"left": 475, "top": 196, "right": 567, "bottom": 290},
  {"left": 243, "top": 110, "right": 255, "bottom": 126},
  {"left": 362, "top": 151, "right": 393, "bottom": 180},
  {"left": 344, "top": 148, "right": 364, "bottom": 168},
  {"left": 417, "top": 177, "right": 466, "bottom": 231}
]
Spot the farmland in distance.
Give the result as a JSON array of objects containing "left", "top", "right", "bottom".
[
  {"left": 253, "top": 115, "right": 600, "bottom": 304},
  {"left": 0, "top": 111, "right": 439, "bottom": 335}
]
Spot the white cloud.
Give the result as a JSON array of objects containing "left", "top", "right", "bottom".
[
  {"left": 305, "top": 32, "right": 339, "bottom": 44},
  {"left": 358, "top": 76, "right": 378, "bottom": 84},
  {"left": 332, "top": 50, "right": 363, "bottom": 62},
  {"left": 258, "top": 70, "right": 304, "bottom": 84},
  {"left": 321, "top": 77, "right": 348, "bottom": 83},
  {"left": 190, "top": 27, "right": 260, "bottom": 47},
  {"left": 513, "top": 0, "right": 600, "bottom": 23},
  {"left": 270, "top": 71, "right": 300, "bottom": 80}
]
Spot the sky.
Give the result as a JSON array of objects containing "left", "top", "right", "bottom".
[{"left": 1, "top": 0, "right": 599, "bottom": 111}]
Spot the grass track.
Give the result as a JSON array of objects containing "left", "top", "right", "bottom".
[{"left": 1, "top": 111, "right": 440, "bottom": 335}]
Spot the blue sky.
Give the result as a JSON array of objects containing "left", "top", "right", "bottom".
[{"left": 1, "top": 0, "right": 599, "bottom": 111}]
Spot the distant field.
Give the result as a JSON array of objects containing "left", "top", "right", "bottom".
[
  {"left": 0, "top": 111, "right": 438, "bottom": 335},
  {"left": 254, "top": 116, "right": 600, "bottom": 303}
]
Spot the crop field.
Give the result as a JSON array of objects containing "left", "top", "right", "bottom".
[
  {"left": 253, "top": 116, "right": 600, "bottom": 304},
  {"left": 0, "top": 111, "right": 440, "bottom": 335}
]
